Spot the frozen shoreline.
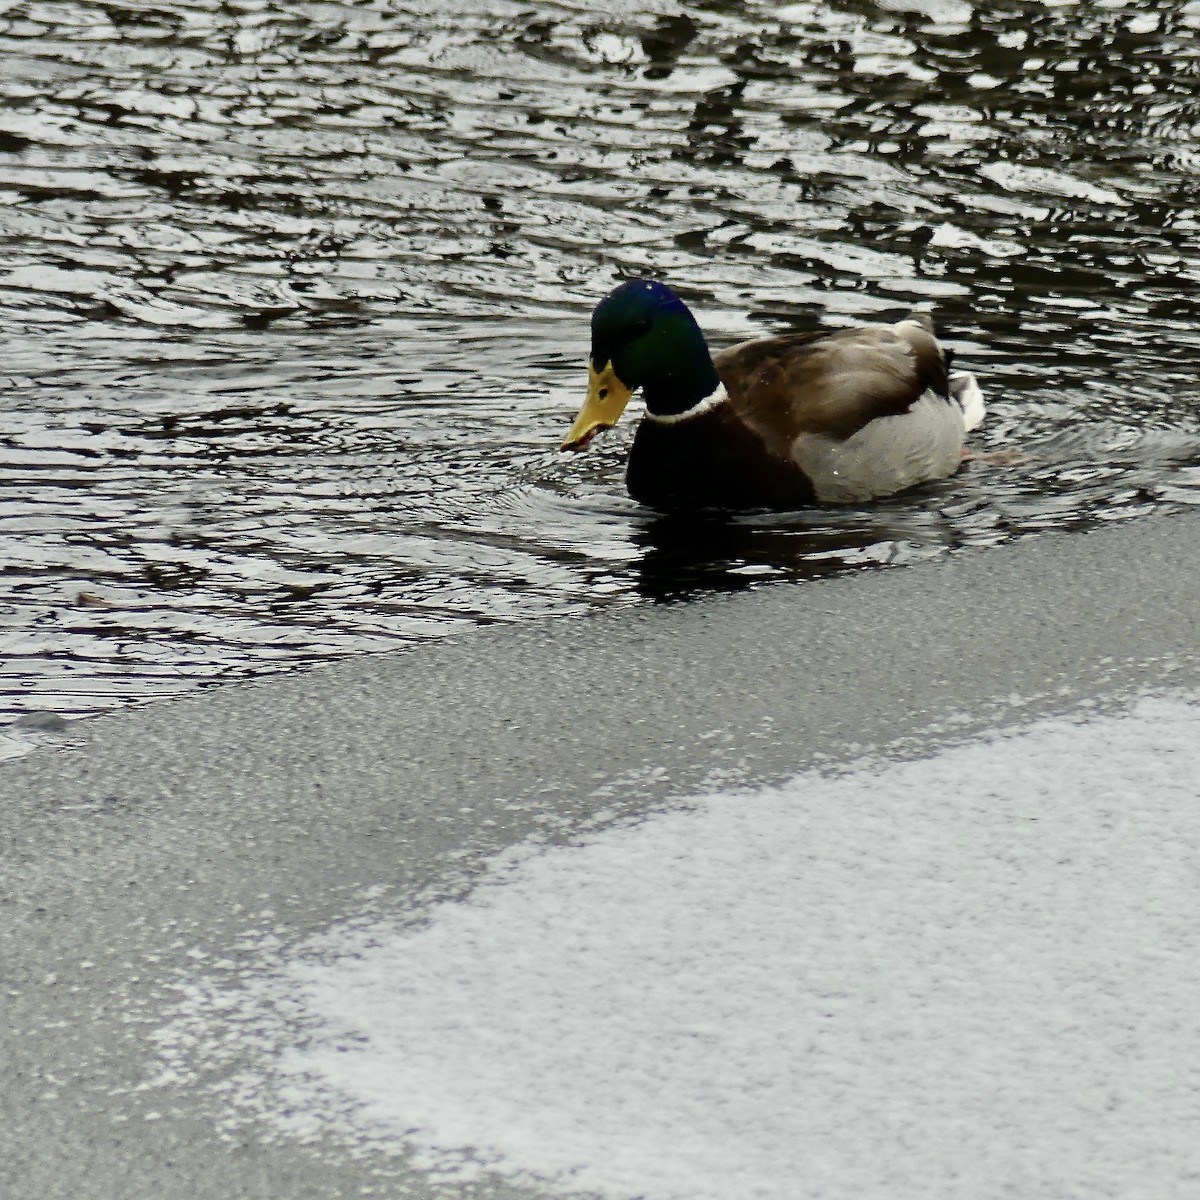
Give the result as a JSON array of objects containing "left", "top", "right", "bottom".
[{"left": 3, "top": 511, "right": 1199, "bottom": 1199}]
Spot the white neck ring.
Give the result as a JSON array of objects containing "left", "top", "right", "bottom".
[{"left": 644, "top": 383, "right": 728, "bottom": 426}]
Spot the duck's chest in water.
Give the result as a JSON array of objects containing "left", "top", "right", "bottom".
[{"left": 624, "top": 410, "right": 816, "bottom": 510}]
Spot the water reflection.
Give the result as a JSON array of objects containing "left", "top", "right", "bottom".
[
  {"left": 1, "top": 0, "right": 1199, "bottom": 723},
  {"left": 632, "top": 508, "right": 933, "bottom": 601}
]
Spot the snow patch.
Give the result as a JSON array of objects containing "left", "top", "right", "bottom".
[{"left": 162, "top": 692, "right": 1200, "bottom": 1199}]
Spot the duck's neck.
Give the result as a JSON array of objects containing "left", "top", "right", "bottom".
[{"left": 641, "top": 348, "right": 722, "bottom": 418}]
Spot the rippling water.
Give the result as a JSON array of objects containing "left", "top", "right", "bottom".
[{"left": 2, "top": 0, "right": 1200, "bottom": 725}]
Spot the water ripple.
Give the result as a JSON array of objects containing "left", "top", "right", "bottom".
[{"left": 2, "top": 0, "right": 1200, "bottom": 722}]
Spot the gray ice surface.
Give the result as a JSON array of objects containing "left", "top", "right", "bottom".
[{"left": 2, "top": 511, "right": 1199, "bottom": 1199}]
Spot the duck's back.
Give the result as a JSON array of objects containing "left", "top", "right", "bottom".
[
  {"left": 715, "top": 319, "right": 949, "bottom": 444},
  {"left": 714, "top": 320, "right": 969, "bottom": 504}
]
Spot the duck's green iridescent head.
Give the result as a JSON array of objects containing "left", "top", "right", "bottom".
[{"left": 562, "top": 280, "right": 717, "bottom": 450}]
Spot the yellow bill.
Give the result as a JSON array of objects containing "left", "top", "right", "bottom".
[{"left": 561, "top": 361, "right": 634, "bottom": 451}]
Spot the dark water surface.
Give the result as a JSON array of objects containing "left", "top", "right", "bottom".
[{"left": 2, "top": 0, "right": 1200, "bottom": 727}]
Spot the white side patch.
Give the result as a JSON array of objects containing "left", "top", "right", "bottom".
[
  {"left": 791, "top": 389, "right": 966, "bottom": 503},
  {"left": 644, "top": 384, "right": 728, "bottom": 426},
  {"left": 950, "top": 370, "right": 986, "bottom": 432}
]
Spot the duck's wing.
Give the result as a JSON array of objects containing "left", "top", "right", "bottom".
[{"left": 713, "top": 319, "right": 951, "bottom": 454}]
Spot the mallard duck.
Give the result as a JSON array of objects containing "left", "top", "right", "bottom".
[{"left": 561, "top": 280, "right": 985, "bottom": 509}]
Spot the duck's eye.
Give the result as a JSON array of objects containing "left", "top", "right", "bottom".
[{"left": 626, "top": 318, "right": 652, "bottom": 339}]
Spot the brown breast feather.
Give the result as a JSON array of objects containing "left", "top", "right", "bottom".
[{"left": 713, "top": 322, "right": 950, "bottom": 453}]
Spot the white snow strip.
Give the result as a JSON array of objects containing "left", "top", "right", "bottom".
[{"left": 177, "top": 692, "right": 1200, "bottom": 1199}]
